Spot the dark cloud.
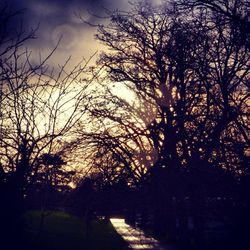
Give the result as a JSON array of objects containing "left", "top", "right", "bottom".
[
  {"left": 8, "top": 0, "right": 120, "bottom": 29},
  {"left": 4, "top": 0, "right": 157, "bottom": 66},
  {"left": 8, "top": 0, "right": 107, "bottom": 31},
  {"left": 4, "top": 0, "right": 119, "bottom": 65}
]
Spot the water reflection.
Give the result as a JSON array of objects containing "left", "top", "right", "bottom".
[{"left": 110, "top": 218, "right": 165, "bottom": 250}]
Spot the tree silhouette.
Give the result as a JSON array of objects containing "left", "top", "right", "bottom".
[
  {"left": 0, "top": 4, "right": 94, "bottom": 246},
  {"left": 173, "top": 0, "right": 250, "bottom": 47},
  {"left": 86, "top": 1, "right": 250, "bottom": 247}
]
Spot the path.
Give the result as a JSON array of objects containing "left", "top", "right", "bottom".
[{"left": 110, "top": 218, "right": 165, "bottom": 250}]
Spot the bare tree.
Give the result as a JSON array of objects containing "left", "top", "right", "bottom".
[
  {"left": 80, "top": 1, "right": 250, "bottom": 241},
  {"left": 0, "top": 3, "right": 95, "bottom": 243},
  {"left": 172, "top": 0, "right": 250, "bottom": 47},
  {"left": 0, "top": 51, "right": 92, "bottom": 198},
  {"left": 76, "top": 85, "right": 156, "bottom": 187},
  {"left": 92, "top": 0, "right": 249, "bottom": 178}
]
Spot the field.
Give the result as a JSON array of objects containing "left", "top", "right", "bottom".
[{"left": 21, "top": 210, "right": 128, "bottom": 250}]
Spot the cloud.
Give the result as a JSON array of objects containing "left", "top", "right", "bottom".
[
  {"left": 51, "top": 24, "right": 77, "bottom": 50},
  {"left": 6, "top": 0, "right": 161, "bottom": 67}
]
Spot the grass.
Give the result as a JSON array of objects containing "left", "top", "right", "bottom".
[{"left": 21, "top": 210, "right": 129, "bottom": 250}]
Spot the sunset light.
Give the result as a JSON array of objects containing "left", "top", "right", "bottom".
[{"left": 1, "top": 1, "right": 249, "bottom": 250}]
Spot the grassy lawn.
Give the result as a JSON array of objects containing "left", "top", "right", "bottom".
[{"left": 21, "top": 210, "right": 129, "bottom": 250}]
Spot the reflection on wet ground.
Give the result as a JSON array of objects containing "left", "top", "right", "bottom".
[{"left": 110, "top": 218, "right": 165, "bottom": 250}]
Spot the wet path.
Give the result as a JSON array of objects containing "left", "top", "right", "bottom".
[{"left": 110, "top": 218, "right": 165, "bottom": 250}]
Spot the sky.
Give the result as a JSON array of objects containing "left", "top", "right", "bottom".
[{"left": 7, "top": 0, "right": 161, "bottom": 68}]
